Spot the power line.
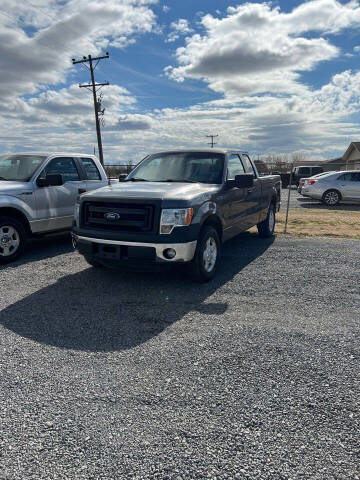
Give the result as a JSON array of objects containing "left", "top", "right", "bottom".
[
  {"left": 72, "top": 53, "right": 110, "bottom": 166},
  {"left": 206, "top": 134, "right": 219, "bottom": 148}
]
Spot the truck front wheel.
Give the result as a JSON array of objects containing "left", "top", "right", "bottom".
[
  {"left": 257, "top": 203, "right": 276, "bottom": 238},
  {"left": 0, "top": 216, "right": 27, "bottom": 264},
  {"left": 188, "top": 226, "right": 220, "bottom": 283}
]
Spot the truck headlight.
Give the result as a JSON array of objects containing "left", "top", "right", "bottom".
[
  {"left": 160, "top": 208, "right": 194, "bottom": 234},
  {"left": 74, "top": 201, "right": 80, "bottom": 226}
]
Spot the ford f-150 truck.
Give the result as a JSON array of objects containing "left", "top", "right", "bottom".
[
  {"left": 72, "top": 150, "right": 281, "bottom": 282},
  {"left": 0, "top": 153, "right": 109, "bottom": 263}
]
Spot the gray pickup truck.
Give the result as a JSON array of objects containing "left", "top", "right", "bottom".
[
  {"left": 72, "top": 150, "right": 281, "bottom": 281},
  {"left": 0, "top": 153, "right": 109, "bottom": 263}
]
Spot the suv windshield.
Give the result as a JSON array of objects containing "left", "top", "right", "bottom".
[
  {"left": 0, "top": 155, "right": 46, "bottom": 181},
  {"left": 127, "top": 152, "right": 225, "bottom": 184}
]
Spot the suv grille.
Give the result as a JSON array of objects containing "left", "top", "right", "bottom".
[{"left": 82, "top": 201, "right": 155, "bottom": 233}]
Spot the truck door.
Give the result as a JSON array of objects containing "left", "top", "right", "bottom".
[
  {"left": 34, "top": 157, "right": 87, "bottom": 231},
  {"left": 222, "top": 154, "right": 250, "bottom": 237},
  {"left": 79, "top": 157, "right": 108, "bottom": 192},
  {"left": 240, "top": 154, "right": 263, "bottom": 227}
]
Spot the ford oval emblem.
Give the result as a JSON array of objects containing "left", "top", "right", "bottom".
[{"left": 105, "top": 212, "right": 121, "bottom": 221}]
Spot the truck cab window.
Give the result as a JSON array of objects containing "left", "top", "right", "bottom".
[
  {"left": 81, "top": 158, "right": 101, "bottom": 180},
  {"left": 227, "top": 154, "right": 245, "bottom": 179},
  {"left": 39, "top": 157, "right": 80, "bottom": 183},
  {"left": 240, "top": 154, "right": 256, "bottom": 176},
  {"left": 298, "top": 167, "right": 310, "bottom": 175}
]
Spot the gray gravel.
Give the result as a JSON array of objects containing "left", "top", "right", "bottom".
[{"left": 0, "top": 233, "right": 359, "bottom": 479}]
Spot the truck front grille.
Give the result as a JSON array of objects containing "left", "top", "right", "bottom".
[{"left": 82, "top": 201, "right": 155, "bottom": 233}]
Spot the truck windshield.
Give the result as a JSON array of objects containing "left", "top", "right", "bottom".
[
  {"left": 0, "top": 155, "right": 46, "bottom": 181},
  {"left": 127, "top": 152, "right": 225, "bottom": 184}
]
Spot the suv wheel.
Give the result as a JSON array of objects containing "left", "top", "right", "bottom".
[
  {"left": 322, "top": 189, "right": 340, "bottom": 206},
  {"left": 0, "top": 217, "right": 27, "bottom": 264},
  {"left": 188, "top": 226, "right": 220, "bottom": 282},
  {"left": 257, "top": 203, "right": 276, "bottom": 238}
]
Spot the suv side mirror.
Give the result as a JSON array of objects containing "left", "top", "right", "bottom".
[
  {"left": 119, "top": 174, "right": 127, "bottom": 182},
  {"left": 37, "top": 173, "right": 63, "bottom": 187},
  {"left": 234, "top": 174, "right": 254, "bottom": 188}
]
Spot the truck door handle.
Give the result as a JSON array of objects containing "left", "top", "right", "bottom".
[{"left": 78, "top": 188, "right": 86, "bottom": 194}]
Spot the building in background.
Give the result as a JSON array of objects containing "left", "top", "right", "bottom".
[{"left": 323, "top": 142, "right": 360, "bottom": 171}]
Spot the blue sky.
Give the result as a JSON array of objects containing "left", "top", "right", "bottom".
[
  {"left": 78, "top": 1, "right": 360, "bottom": 111},
  {"left": 1, "top": 0, "right": 360, "bottom": 163}
]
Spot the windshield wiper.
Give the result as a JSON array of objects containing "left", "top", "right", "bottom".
[
  {"left": 162, "top": 179, "right": 199, "bottom": 183},
  {"left": 125, "top": 177, "right": 149, "bottom": 182},
  {"left": 0, "top": 176, "right": 8, "bottom": 181}
]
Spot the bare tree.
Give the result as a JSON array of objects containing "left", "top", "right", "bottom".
[
  {"left": 264, "top": 153, "right": 292, "bottom": 173},
  {"left": 291, "top": 151, "right": 306, "bottom": 166}
]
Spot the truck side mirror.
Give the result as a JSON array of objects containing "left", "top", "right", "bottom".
[
  {"left": 119, "top": 174, "right": 127, "bottom": 182},
  {"left": 234, "top": 174, "right": 254, "bottom": 188},
  {"left": 37, "top": 173, "right": 63, "bottom": 187}
]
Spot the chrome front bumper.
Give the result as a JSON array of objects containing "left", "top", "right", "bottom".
[{"left": 72, "top": 234, "right": 197, "bottom": 263}]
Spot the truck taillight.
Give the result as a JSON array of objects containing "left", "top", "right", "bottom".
[{"left": 309, "top": 179, "right": 317, "bottom": 185}]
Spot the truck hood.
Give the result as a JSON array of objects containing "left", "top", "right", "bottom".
[
  {"left": 0, "top": 181, "right": 32, "bottom": 196},
  {"left": 82, "top": 181, "right": 219, "bottom": 201}
]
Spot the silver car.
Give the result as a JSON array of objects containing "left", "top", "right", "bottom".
[
  {"left": 302, "top": 170, "right": 360, "bottom": 206},
  {"left": 298, "top": 171, "right": 335, "bottom": 194}
]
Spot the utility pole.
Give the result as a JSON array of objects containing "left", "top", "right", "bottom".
[
  {"left": 72, "top": 53, "right": 110, "bottom": 165},
  {"left": 206, "top": 134, "right": 219, "bottom": 148}
]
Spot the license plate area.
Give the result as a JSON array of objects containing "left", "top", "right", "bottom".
[
  {"left": 92, "top": 243, "right": 156, "bottom": 261},
  {"left": 95, "top": 243, "right": 126, "bottom": 260}
]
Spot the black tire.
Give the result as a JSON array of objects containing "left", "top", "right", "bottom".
[
  {"left": 187, "top": 226, "right": 220, "bottom": 283},
  {"left": 322, "top": 189, "right": 341, "bottom": 207},
  {"left": 0, "top": 216, "right": 27, "bottom": 264},
  {"left": 84, "top": 256, "right": 103, "bottom": 268},
  {"left": 257, "top": 203, "right": 276, "bottom": 238}
]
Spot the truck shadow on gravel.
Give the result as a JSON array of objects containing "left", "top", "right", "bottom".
[
  {"left": 0, "top": 233, "right": 274, "bottom": 352},
  {"left": 0, "top": 233, "right": 73, "bottom": 270}
]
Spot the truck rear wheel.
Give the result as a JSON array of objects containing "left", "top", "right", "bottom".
[
  {"left": 257, "top": 203, "right": 276, "bottom": 238},
  {"left": 188, "top": 226, "right": 220, "bottom": 283},
  {"left": 0, "top": 216, "right": 27, "bottom": 264}
]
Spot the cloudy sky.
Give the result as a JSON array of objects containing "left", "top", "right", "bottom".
[{"left": 1, "top": 0, "right": 360, "bottom": 163}]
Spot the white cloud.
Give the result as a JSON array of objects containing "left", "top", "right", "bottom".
[
  {"left": 3, "top": 69, "right": 360, "bottom": 162},
  {"left": 166, "top": 18, "right": 193, "bottom": 43},
  {"left": 1, "top": 0, "right": 360, "bottom": 163},
  {"left": 165, "top": 1, "right": 360, "bottom": 96},
  {"left": 0, "top": 0, "right": 157, "bottom": 101}
]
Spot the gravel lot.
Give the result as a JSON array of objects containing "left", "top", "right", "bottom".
[{"left": 0, "top": 233, "right": 359, "bottom": 480}]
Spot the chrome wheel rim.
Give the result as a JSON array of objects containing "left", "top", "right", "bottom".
[
  {"left": 0, "top": 225, "right": 20, "bottom": 257},
  {"left": 268, "top": 208, "right": 275, "bottom": 232},
  {"left": 203, "top": 237, "right": 217, "bottom": 273},
  {"left": 324, "top": 191, "right": 338, "bottom": 205}
]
